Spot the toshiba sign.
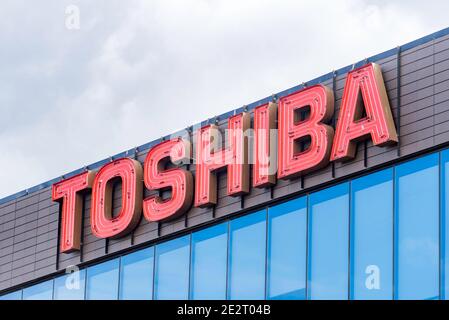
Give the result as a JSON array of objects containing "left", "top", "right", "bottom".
[{"left": 52, "top": 63, "right": 398, "bottom": 254}]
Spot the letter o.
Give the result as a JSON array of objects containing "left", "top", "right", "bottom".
[{"left": 91, "top": 158, "right": 143, "bottom": 239}]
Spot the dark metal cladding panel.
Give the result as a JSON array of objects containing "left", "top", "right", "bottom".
[
  {"left": 4, "top": 32, "right": 449, "bottom": 292},
  {"left": 108, "top": 183, "right": 133, "bottom": 255},
  {"left": 75, "top": 193, "right": 104, "bottom": 266}
]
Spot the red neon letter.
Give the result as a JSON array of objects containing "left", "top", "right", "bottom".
[
  {"left": 253, "top": 102, "right": 277, "bottom": 188},
  {"left": 52, "top": 171, "right": 95, "bottom": 253},
  {"left": 143, "top": 138, "right": 193, "bottom": 222},
  {"left": 331, "top": 63, "right": 398, "bottom": 161},
  {"left": 195, "top": 113, "right": 250, "bottom": 207},
  {"left": 91, "top": 158, "right": 143, "bottom": 239},
  {"left": 278, "top": 85, "right": 334, "bottom": 180}
]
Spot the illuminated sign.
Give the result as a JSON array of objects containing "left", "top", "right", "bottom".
[{"left": 52, "top": 63, "right": 398, "bottom": 253}]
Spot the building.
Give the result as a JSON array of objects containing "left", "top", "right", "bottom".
[{"left": 1, "top": 26, "right": 449, "bottom": 301}]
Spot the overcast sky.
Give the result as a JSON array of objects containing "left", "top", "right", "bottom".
[{"left": 1, "top": 0, "right": 449, "bottom": 198}]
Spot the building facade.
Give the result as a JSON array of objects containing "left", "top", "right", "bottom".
[{"left": 1, "top": 27, "right": 449, "bottom": 300}]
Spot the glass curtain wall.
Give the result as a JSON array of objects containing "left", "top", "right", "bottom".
[{"left": 3, "top": 149, "right": 449, "bottom": 300}]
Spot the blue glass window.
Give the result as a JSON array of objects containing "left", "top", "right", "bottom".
[
  {"left": 23, "top": 280, "right": 53, "bottom": 300},
  {"left": 0, "top": 290, "right": 22, "bottom": 300},
  {"left": 154, "top": 235, "right": 190, "bottom": 300},
  {"left": 119, "top": 247, "right": 154, "bottom": 300},
  {"left": 351, "top": 169, "right": 393, "bottom": 300},
  {"left": 267, "top": 197, "right": 307, "bottom": 300},
  {"left": 54, "top": 269, "right": 86, "bottom": 300},
  {"left": 86, "top": 259, "right": 119, "bottom": 300},
  {"left": 395, "top": 154, "right": 439, "bottom": 300},
  {"left": 190, "top": 223, "right": 228, "bottom": 300},
  {"left": 443, "top": 149, "right": 449, "bottom": 299},
  {"left": 228, "top": 210, "right": 266, "bottom": 300},
  {"left": 308, "top": 183, "right": 349, "bottom": 300}
]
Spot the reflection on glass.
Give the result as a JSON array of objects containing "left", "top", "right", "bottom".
[
  {"left": 351, "top": 169, "right": 393, "bottom": 300},
  {"left": 443, "top": 149, "right": 449, "bottom": 300},
  {"left": 155, "top": 235, "right": 190, "bottom": 300},
  {"left": 0, "top": 290, "right": 22, "bottom": 300},
  {"left": 308, "top": 183, "right": 349, "bottom": 300},
  {"left": 267, "top": 197, "right": 307, "bottom": 300},
  {"left": 54, "top": 269, "right": 86, "bottom": 300},
  {"left": 119, "top": 247, "right": 154, "bottom": 300},
  {"left": 23, "top": 280, "right": 53, "bottom": 300},
  {"left": 190, "top": 223, "right": 228, "bottom": 300},
  {"left": 228, "top": 210, "right": 266, "bottom": 300},
  {"left": 396, "top": 154, "right": 439, "bottom": 300},
  {"left": 86, "top": 259, "right": 119, "bottom": 300}
]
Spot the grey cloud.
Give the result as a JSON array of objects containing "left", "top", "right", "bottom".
[{"left": 0, "top": 0, "right": 448, "bottom": 197}]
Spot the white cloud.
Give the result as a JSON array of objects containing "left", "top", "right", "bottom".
[{"left": 0, "top": 0, "right": 448, "bottom": 198}]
